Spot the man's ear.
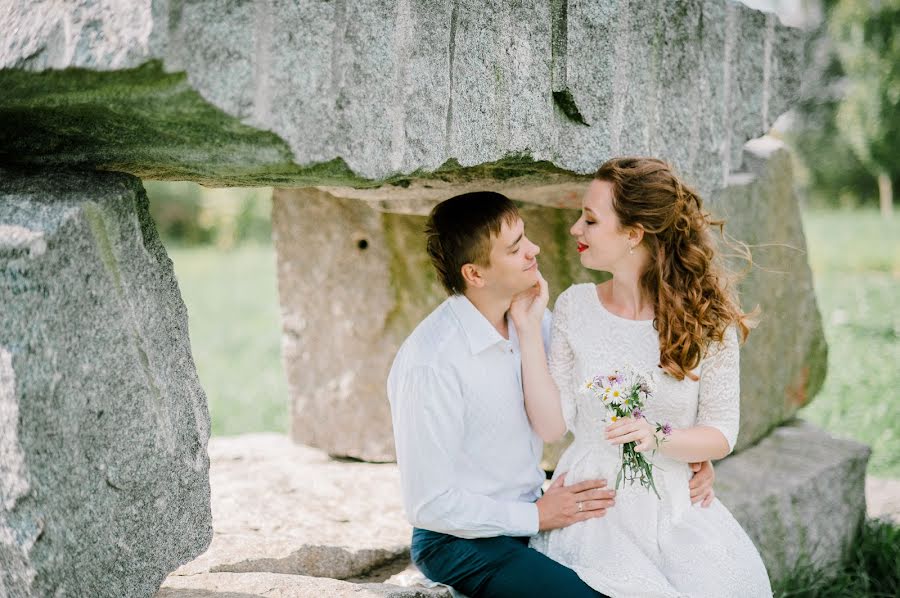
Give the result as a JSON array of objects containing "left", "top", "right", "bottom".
[{"left": 461, "top": 263, "right": 484, "bottom": 289}]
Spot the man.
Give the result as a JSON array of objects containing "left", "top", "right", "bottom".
[{"left": 387, "top": 192, "right": 715, "bottom": 597}]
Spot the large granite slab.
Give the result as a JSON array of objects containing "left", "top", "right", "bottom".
[
  {"left": 0, "top": 169, "right": 211, "bottom": 598},
  {"left": 1, "top": 1, "right": 801, "bottom": 194}
]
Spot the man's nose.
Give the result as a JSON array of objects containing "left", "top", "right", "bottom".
[{"left": 528, "top": 240, "right": 540, "bottom": 257}]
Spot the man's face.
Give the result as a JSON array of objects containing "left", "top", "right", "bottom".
[{"left": 478, "top": 217, "right": 541, "bottom": 296}]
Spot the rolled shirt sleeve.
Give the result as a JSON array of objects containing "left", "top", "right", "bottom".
[{"left": 390, "top": 365, "right": 539, "bottom": 539}]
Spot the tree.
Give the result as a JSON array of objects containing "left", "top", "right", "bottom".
[{"left": 828, "top": 0, "right": 900, "bottom": 217}]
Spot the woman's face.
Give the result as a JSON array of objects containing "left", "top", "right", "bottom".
[{"left": 570, "top": 179, "right": 635, "bottom": 272}]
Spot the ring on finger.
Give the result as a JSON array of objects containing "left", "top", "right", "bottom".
[{"left": 577, "top": 501, "right": 583, "bottom": 513}]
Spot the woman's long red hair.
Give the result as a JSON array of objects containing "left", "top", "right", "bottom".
[{"left": 596, "top": 157, "right": 754, "bottom": 381}]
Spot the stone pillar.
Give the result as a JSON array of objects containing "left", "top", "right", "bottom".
[
  {"left": 707, "top": 135, "right": 828, "bottom": 452},
  {"left": 272, "top": 189, "right": 602, "bottom": 461},
  {"left": 272, "top": 189, "right": 439, "bottom": 462},
  {"left": 0, "top": 169, "right": 212, "bottom": 597}
]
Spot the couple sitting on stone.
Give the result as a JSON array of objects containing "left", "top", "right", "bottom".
[{"left": 387, "top": 157, "right": 772, "bottom": 598}]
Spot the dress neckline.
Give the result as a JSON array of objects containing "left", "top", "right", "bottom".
[{"left": 591, "top": 284, "right": 655, "bottom": 325}]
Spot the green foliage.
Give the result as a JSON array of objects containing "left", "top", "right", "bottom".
[
  {"left": 774, "top": 517, "right": 900, "bottom": 597},
  {"left": 829, "top": 0, "right": 900, "bottom": 177},
  {"left": 791, "top": 0, "right": 899, "bottom": 208},
  {"left": 146, "top": 181, "right": 273, "bottom": 248},
  {"left": 166, "top": 243, "right": 288, "bottom": 435}
]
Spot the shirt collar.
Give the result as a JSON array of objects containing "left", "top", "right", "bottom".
[{"left": 448, "top": 294, "right": 513, "bottom": 355}]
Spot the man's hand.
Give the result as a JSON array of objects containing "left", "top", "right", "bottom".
[
  {"left": 688, "top": 461, "right": 715, "bottom": 507},
  {"left": 536, "top": 473, "right": 615, "bottom": 531},
  {"left": 509, "top": 271, "right": 549, "bottom": 334}
]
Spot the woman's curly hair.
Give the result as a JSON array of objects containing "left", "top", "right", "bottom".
[{"left": 596, "top": 157, "right": 754, "bottom": 381}]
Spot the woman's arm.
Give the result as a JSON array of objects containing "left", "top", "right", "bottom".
[
  {"left": 510, "top": 273, "right": 567, "bottom": 443},
  {"left": 605, "top": 327, "right": 740, "bottom": 462},
  {"left": 606, "top": 420, "right": 730, "bottom": 462}
]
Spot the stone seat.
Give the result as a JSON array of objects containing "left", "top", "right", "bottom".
[{"left": 157, "top": 424, "right": 868, "bottom": 596}]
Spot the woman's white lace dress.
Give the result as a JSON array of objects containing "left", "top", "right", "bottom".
[{"left": 529, "top": 284, "right": 772, "bottom": 598}]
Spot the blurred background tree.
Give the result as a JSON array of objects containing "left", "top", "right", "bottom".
[
  {"left": 145, "top": 181, "right": 273, "bottom": 247},
  {"left": 790, "top": 0, "right": 898, "bottom": 216}
]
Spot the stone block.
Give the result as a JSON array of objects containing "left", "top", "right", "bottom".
[
  {"left": 707, "top": 135, "right": 827, "bottom": 452},
  {"left": 0, "top": 169, "right": 212, "bottom": 597},
  {"left": 716, "top": 420, "right": 870, "bottom": 581},
  {"left": 157, "top": 571, "right": 451, "bottom": 598},
  {"left": 1, "top": 1, "right": 802, "bottom": 193},
  {"left": 169, "top": 434, "right": 411, "bottom": 580}
]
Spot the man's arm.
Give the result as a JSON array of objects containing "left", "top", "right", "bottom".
[
  {"left": 391, "top": 364, "right": 538, "bottom": 538},
  {"left": 390, "top": 364, "right": 614, "bottom": 538}
]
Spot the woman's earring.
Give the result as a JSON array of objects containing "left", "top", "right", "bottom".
[{"left": 629, "top": 245, "right": 634, "bottom": 255}]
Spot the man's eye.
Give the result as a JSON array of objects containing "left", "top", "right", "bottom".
[{"left": 585, "top": 220, "right": 596, "bottom": 225}]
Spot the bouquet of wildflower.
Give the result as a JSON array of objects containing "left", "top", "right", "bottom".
[{"left": 582, "top": 364, "right": 670, "bottom": 499}]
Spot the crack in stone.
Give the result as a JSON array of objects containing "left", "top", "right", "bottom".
[{"left": 443, "top": 0, "right": 458, "bottom": 157}]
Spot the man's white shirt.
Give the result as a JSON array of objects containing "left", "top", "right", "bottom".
[{"left": 387, "top": 294, "right": 552, "bottom": 539}]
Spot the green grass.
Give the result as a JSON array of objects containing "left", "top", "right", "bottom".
[
  {"left": 166, "top": 242, "right": 288, "bottom": 436},
  {"left": 774, "top": 517, "right": 900, "bottom": 598},
  {"left": 799, "top": 209, "right": 900, "bottom": 478}
]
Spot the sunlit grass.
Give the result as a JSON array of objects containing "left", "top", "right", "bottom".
[
  {"left": 166, "top": 242, "right": 288, "bottom": 436},
  {"left": 799, "top": 208, "right": 900, "bottom": 478}
]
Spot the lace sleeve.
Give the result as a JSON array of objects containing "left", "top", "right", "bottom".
[
  {"left": 696, "top": 326, "right": 741, "bottom": 453},
  {"left": 548, "top": 289, "right": 577, "bottom": 432}
]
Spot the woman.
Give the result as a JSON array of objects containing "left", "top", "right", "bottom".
[{"left": 510, "top": 158, "right": 772, "bottom": 597}]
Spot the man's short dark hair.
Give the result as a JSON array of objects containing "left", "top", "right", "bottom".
[{"left": 425, "top": 191, "right": 520, "bottom": 295}]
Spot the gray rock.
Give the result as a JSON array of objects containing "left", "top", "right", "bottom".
[
  {"left": 169, "top": 434, "right": 412, "bottom": 580},
  {"left": 157, "top": 571, "right": 451, "bottom": 598},
  {"left": 0, "top": 169, "right": 211, "bottom": 597},
  {"left": 165, "top": 427, "right": 867, "bottom": 590},
  {"left": 716, "top": 420, "right": 870, "bottom": 581},
  {"left": 272, "top": 188, "right": 604, "bottom": 461},
  {"left": 1, "top": 1, "right": 802, "bottom": 194},
  {"left": 707, "top": 135, "right": 827, "bottom": 452}
]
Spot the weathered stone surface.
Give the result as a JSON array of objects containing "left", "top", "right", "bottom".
[
  {"left": 717, "top": 420, "right": 870, "bottom": 581},
  {"left": 169, "top": 434, "right": 411, "bottom": 580},
  {"left": 0, "top": 169, "right": 211, "bottom": 597},
  {"left": 1, "top": 1, "right": 801, "bottom": 194},
  {"left": 272, "top": 188, "right": 604, "bottom": 461},
  {"left": 157, "top": 572, "right": 451, "bottom": 598},
  {"left": 706, "top": 135, "right": 827, "bottom": 452},
  {"left": 165, "top": 427, "right": 866, "bottom": 592}
]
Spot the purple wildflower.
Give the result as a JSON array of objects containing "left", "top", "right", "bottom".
[
  {"left": 632, "top": 408, "right": 644, "bottom": 419},
  {"left": 661, "top": 423, "right": 673, "bottom": 436}
]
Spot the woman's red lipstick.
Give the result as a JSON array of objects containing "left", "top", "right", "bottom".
[{"left": 577, "top": 242, "right": 589, "bottom": 253}]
